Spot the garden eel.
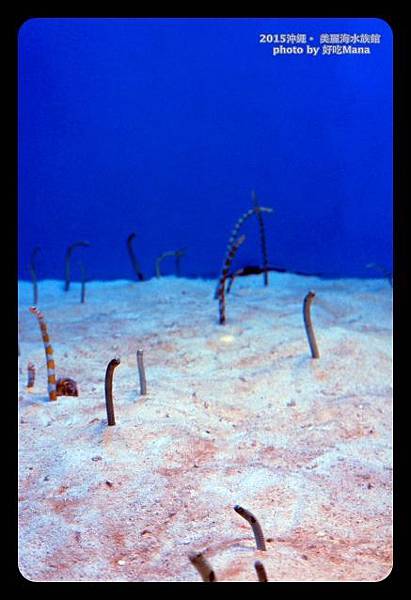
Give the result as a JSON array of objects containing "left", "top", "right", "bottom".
[
  {"left": 105, "top": 358, "right": 120, "bottom": 426},
  {"left": 29, "top": 307, "right": 57, "bottom": 401},
  {"left": 188, "top": 551, "right": 217, "bottom": 582},
  {"left": 127, "top": 233, "right": 144, "bottom": 281},
  {"left": 303, "top": 291, "right": 320, "bottom": 358},
  {"left": 29, "top": 246, "right": 40, "bottom": 305},
  {"left": 137, "top": 349, "right": 147, "bottom": 395},
  {"left": 254, "top": 560, "right": 268, "bottom": 582},
  {"left": 64, "top": 241, "right": 90, "bottom": 291},
  {"left": 251, "top": 190, "right": 270, "bottom": 287},
  {"left": 29, "top": 307, "right": 79, "bottom": 399},
  {"left": 155, "top": 249, "right": 185, "bottom": 278},
  {"left": 234, "top": 505, "right": 267, "bottom": 550},
  {"left": 218, "top": 235, "right": 246, "bottom": 325},
  {"left": 27, "top": 362, "right": 35, "bottom": 389},
  {"left": 214, "top": 205, "right": 272, "bottom": 299}
]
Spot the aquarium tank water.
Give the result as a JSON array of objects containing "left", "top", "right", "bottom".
[{"left": 18, "top": 17, "right": 392, "bottom": 283}]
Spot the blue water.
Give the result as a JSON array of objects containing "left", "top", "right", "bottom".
[{"left": 18, "top": 17, "right": 392, "bottom": 282}]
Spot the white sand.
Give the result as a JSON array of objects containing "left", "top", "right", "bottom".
[{"left": 18, "top": 274, "right": 392, "bottom": 581}]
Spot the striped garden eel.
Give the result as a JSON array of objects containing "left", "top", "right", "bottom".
[
  {"left": 217, "top": 235, "right": 246, "bottom": 325},
  {"left": 29, "top": 307, "right": 58, "bottom": 401},
  {"left": 29, "top": 307, "right": 79, "bottom": 400},
  {"left": 251, "top": 190, "right": 270, "bottom": 287},
  {"left": 214, "top": 204, "right": 273, "bottom": 299}
]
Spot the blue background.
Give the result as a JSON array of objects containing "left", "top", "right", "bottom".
[{"left": 18, "top": 18, "right": 393, "bottom": 281}]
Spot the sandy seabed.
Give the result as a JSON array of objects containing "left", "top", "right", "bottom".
[{"left": 18, "top": 274, "right": 393, "bottom": 582}]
